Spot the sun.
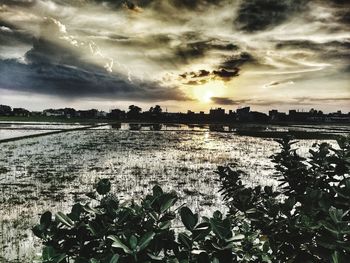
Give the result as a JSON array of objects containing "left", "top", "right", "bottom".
[
  {"left": 202, "top": 91, "right": 213, "bottom": 103},
  {"left": 190, "top": 80, "right": 226, "bottom": 103}
]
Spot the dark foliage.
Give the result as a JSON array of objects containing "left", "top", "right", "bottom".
[
  {"left": 217, "top": 136, "right": 350, "bottom": 262},
  {"left": 33, "top": 182, "right": 268, "bottom": 262}
]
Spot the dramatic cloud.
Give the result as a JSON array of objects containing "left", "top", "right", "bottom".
[
  {"left": 178, "top": 51, "right": 253, "bottom": 84},
  {"left": 235, "top": 0, "right": 308, "bottom": 32},
  {"left": 0, "top": 59, "right": 187, "bottom": 100},
  {"left": 0, "top": 17, "right": 188, "bottom": 101},
  {"left": 0, "top": 0, "right": 349, "bottom": 111}
]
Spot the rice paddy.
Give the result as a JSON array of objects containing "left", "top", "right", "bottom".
[{"left": 0, "top": 122, "right": 343, "bottom": 262}]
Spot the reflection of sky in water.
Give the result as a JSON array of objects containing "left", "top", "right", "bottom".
[
  {"left": 0, "top": 126, "right": 338, "bottom": 262},
  {"left": 0, "top": 122, "right": 88, "bottom": 140},
  {"left": 0, "top": 129, "right": 54, "bottom": 140}
]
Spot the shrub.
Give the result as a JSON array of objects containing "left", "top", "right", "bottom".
[
  {"left": 33, "top": 180, "right": 268, "bottom": 262},
  {"left": 217, "top": 136, "right": 350, "bottom": 262}
]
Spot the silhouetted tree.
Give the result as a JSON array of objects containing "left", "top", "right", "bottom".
[
  {"left": 127, "top": 105, "right": 142, "bottom": 119},
  {"left": 149, "top": 105, "right": 162, "bottom": 115}
]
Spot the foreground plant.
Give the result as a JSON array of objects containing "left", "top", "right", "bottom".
[
  {"left": 33, "top": 179, "right": 268, "bottom": 263},
  {"left": 217, "top": 136, "right": 350, "bottom": 263}
]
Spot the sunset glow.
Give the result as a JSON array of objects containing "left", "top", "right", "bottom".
[{"left": 0, "top": 0, "right": 349, "bottom": 112}]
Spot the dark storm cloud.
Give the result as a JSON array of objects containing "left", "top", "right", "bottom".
[
  {"left": 93, "top": 0, "right": 227, "bottom": 10},
  {"left": 170, "top": 0, "right": 226, "bottom": 10},
  {"left": 221, "top": 97, "right": 350, "bottom": 107},
  {"left": 339, "top": 10, "right": 350, "bottom": 25},
  {"left": 275, "top": 39, "right": 350, "bottom": 69},
  {"left": 0, "top": 18, "right": 188, "bottom": 101},
  {"left": 329, "top": 0, "right": 350, "bottom": 5},
  {"left": 180, "top": 70, "right": 210, "bottom": 79},
  {"left": 0, "top": 58, "right": 189, "bottom": 101},
  {"left": 211, "top": 97, "right": 237, "bottom": 105},
  {"left": 294, "top": 97, "right": 350, "bottom": 103},
  {"left": 212, "top": 68, "right": 239, "bottom": 80},
  {"left": 210, "top": 97, "right": 288, "bottom": 106},
  {"left": 94, "top": 0, "right": 152, "bottom": 7},
  {"left": 179, "top": 68, "right": 239, "bottom": 83},
  {"left": 235, "top": 0, "right": 308, "bottom": 32},
  {"left": 179, "top": 51, "right": 253, "bottom": 84},
  {"left": 98, "top": 30, "right": 237, "bottom": 66},
  {"left": 174, "top": 37, "right": 238, "bottom": 64},
  {"left": 0, "top": 21, "right": 33, "bottom": 47},
  {"left": 219, "top": 52, "right": 254, "bottom": 70},
  {"left": 0, "top": 0, "right": 36, "bottom": 7},
  {"left": 275, "top": 40, "right": 350, "bottom": 51}
]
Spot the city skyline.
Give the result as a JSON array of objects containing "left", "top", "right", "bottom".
[{"left": 0, "top": 0, "right": 349, "bottom": 112}]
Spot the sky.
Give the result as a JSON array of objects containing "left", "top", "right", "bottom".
[{"left": 0, "top": 0, "right": 349, "bottom": 113}]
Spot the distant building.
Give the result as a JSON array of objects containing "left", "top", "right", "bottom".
[
  {"left": 43, "top": 109, "right": 65, "bottom": 117},
  {"left": 236, "top": 107, "right": 250, "bottom": 121},
  {"left": 209, "top": 108, "right": 225, "bottom": 120}
]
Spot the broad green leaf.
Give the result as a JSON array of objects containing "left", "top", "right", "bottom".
[
  {"left": 108, "top": 235, "right": 132, "bottom": 254},
  {"left": 109, "top": 254, "right": 120, "bottom": 263},
  {"left": 42, "top": 246, "right": 66, "bottom": 263},
  {"left": 153, "top": 185, "right": 163, "bottom": 197},
  {"left": 96, "top": 179, "right": 111, "bottom": 195},
  {"left": 55, "top": 212, "right": 74, "bottom": 227},
  {"left": 160, "top": 194, "right": 177, "bottom": 213},
  {"left": 53, "top": 254, "right": 66, "bottom": 263},
  {"left": 129, "top": 235, "right": 138, "bottom": 250},
  {"left": 178, "top": 232, "right": 192, "bottom": 250},
  {"left": 210, "top": 217, "right": 231, "bottom": 240},
  {"left": 192, "top": 222, "right": 211, "bottom": 241},
  {"left": 138, "top": 232, "right": 155, "bottom": 252},
  {"left": 32, "top": 225, "right": 44, "bottom": 239},
  {"left": 226, "top": 234, "right": 244, "bottom": 242},
  {"left": 159, "top": 220, "right": 171, "bottom": 230},
  {"left": 42, "top": 246, "right": 55, "bottom": 260},
  {"left": 70, "top": 203, "right": 83, "bottom": 221},
  {"left": 147, "top": 253, "right": 163, "bottom": 260},
  {"left": 180, "top": 207, "right": 198, "bottom": 231},
  {"left": 83, "top": 204, "right": 103, "bottom": 215},
  {"left": 40, "top": 211, "right": 52, "bottom": 227}
]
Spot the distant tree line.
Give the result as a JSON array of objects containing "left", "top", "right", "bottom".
[{"left": 1, "top": 104, "right": 349, "bottom": 123}]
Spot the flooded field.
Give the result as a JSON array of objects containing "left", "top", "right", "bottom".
[{"left": 0, "top": 122, "right": 345, "bottom": 262}]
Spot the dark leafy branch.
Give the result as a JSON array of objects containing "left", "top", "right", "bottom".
[{"left": 217, "top": 136, "right": 350, "bottom": 263}]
